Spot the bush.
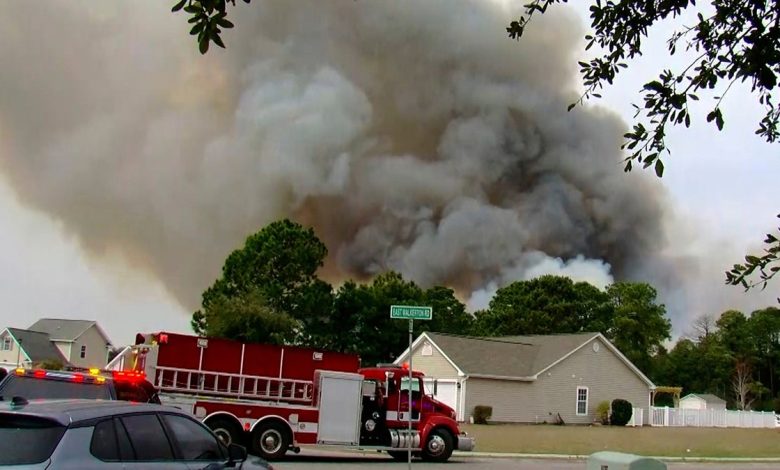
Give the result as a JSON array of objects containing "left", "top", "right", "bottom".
[
  {"left": 35, "top": 359, "right": 64, "bottom": 370},
  {"left": 596, "top": 401, "right": 611, "bottom": 425},
  {"left": 473, "top": 405, "right": 493, "bottom": 424},
  {"left": 610, "top": 399, "right": 633, "bottom": 426}
]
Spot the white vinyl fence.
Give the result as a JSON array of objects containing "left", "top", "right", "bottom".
[
  {"left": 627, "top": 407, "right": 644, "bottom": 427},
  {"left": 649, "top": 406, "right": 776, "bottom": 428}
]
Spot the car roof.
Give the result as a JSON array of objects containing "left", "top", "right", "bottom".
[{"left": 0, "top": 399, "right": 179, "bottom": 426}]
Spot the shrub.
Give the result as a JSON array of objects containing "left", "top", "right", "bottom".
[
  {"left": 610, "top": 399, "right": 633, "bottom": 426},
  {"left": 596, "top": 400, "right": 611, "bottom": 425},
  {"left": 473, "top": 405, "right": 493, "bottom": 424},
  {"left": 35, "top": 359, "right": 64, "bottom": 370}
]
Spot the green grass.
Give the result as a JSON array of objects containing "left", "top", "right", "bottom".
[{"left": 460, "top": 424, "right": 780, "bottom": 458}]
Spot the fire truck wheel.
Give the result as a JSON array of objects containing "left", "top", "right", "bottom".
[
  {"left": 207, "top": 417, "right": 244, "bottom": 448},
  {"left": 420, "top": 428, "right": 454, "bottom": 462},
  {"left": 252, "top": 421, "right": 290, "bottom": 460}
]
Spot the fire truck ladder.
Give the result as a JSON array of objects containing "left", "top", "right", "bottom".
[{"left": 152, "top": 366, "right": 313, "bottom": 403}]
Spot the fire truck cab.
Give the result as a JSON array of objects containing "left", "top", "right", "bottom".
[{"left": 109, "top": 332, "right": 474, "bottom": 462}]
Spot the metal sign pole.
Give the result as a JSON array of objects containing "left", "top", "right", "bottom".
[{"left": 408, "top": 318, "right": 413, "bottom": 470}]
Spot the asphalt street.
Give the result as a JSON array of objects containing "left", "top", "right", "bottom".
[{"left": 271, "top": 449, "right": 780, "bottom": 470}]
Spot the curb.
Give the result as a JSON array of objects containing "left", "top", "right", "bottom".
[{"left": 453, "top": 451, "right": 780, "bottom": 463}]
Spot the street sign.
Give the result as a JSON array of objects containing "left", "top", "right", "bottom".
[{"left": 390, "top": 305, "right": 433, "bottom": 320}]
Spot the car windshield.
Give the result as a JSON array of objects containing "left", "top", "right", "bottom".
[
  {"left": 0, "top": 375, "right": 111, "bottom": 400},
  {"left": 0, "top": 414, "right": 66, "bottom": 465}
]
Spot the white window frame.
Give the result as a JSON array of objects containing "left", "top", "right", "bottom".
[
  {"left": 80, "top": 345, "right": 87, "bottom": 359},
  {"left": 576, "top": 386, "right": 589, "bottom": 416},
  {"left": 2, "top": 336, "right": 12, "bottom": 351}
]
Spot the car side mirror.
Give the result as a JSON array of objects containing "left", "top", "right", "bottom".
[{"left": 227, "top": 443, "right": 247, "bottom": 463}]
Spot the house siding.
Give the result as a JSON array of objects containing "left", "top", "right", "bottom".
[
  {"left": 404, "top": 338, "right": 460, "bottom": 379},
  {"left": 0, "top": 331, "right": 29, "bottom": 368},
  {"left": 70, "top": 326, "right": 110, "bottom": 368},
  {"left": 463, "top": 337, "right": 651, "bottom": 424},
  {"left": 53, "top": 342, "right": 71, "bottom": 363}
]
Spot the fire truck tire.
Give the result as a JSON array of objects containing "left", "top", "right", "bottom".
[
  {"left": 420, "top": 428, "right": 454, "bottom": 462},
  {"left": 252, "top": 421, "right": 290, "bottom": 460},
  {"left": 206, "top": 417, "right": 244, "bottom": 448}
]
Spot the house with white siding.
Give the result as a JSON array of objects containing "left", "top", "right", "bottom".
[
  {"left": 394, "top": 332, "right": 655, "bottom": 425},
  {"left": 679, "top": 393, "right": 727, "bottom": 411}
]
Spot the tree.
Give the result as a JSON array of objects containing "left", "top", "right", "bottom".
[
  {"left": 195, "top": 219, "right": 330, "bottom": 337},
  {"left": 171, "top": 0, "right": 239, "bottom": 54},
  {"left": 726, "top": 215, "right": 780, "bottom": 300},
  {"left": 192, "top": 288, "right": 298, "bottom": 344},
  {"left": 733, "top": 359, "right": 756, "bottom": 410},
  {"left": 688, "top": 314, "right": 716, "bottom": 342},
  {"left": 507, "top": 1, "right": 780, "bottom": 292},
  {"left": 606, "top": 282, "right": 671, "bottom": 374},
  {"left": 473, "top": 275, "right": 612, "bottom": 336}
]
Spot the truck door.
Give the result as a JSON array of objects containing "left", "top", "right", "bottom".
[{"left": 387, "top": 376, "right": 423, "bottom": 424}]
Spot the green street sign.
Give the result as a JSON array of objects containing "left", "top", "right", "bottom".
[{"left": 390, "top": 305, "right": 432, "bottom": 320}]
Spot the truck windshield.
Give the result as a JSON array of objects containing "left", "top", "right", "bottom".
[
  {"left": 400, "top": 377, "right": 422, "bottom": 394},
  {"left": 0, "top": 415, "right": 66, "bottom": 465},
  {"left": 0, "top": 375, "right": 111, "bottom": 400}
]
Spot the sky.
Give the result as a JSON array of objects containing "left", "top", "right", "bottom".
[{"left": 0, "top": 1, "right": 777, "bottom": 347}]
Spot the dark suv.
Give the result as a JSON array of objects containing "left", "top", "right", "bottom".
[
  {"left": 0, "top": 399, "right": 272, "bottom": 469},
  {"left": 0, "top": 368, "right": 160, "bottom": 404}
]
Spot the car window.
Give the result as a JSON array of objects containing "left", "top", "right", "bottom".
[
  {"left": 0, "top": 414, "right": 66, "bottom": 465},
  {"left": 161, "top": 414, "right": 225, "bottom": 461},
  {"left": 0, "top": 375, "right": 111, "bottom": 400},
  {"left": 114, "top": 418, "right": 136, "bottom": 460},
  {"left": 90, "top": 419, "right": 119, "bottom": 461},
  {"left": 121, "top": 414, "right": 174, "bottom": 461}
]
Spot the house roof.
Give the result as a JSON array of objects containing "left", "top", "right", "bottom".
[
  {"left": 27, "top": 319, "right": 109, "bottom": 344},
  {"left": 682, "top": 393, "right": 726, "bottom": 404},
  {"left": 421, "top": 332, "right": 599, "bottom": 379},
  {"left": 6, "top": 328, "right": 68, "bottom": 364},
  {"left": 398, "top": 331, "right": 655, "bottom": 387}
]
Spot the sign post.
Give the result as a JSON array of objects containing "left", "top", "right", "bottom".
[{"left": 389, "top": 305, "right": 432, "bottom": 469}]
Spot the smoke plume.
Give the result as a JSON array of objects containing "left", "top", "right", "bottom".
[{"left": 1, "top": 0, "right": 733, "bottom": 329}]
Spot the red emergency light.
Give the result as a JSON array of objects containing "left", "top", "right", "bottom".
[
  {"left": 34, "top": 369, "right": 46, "bottom": 378},
  {"left": 112, "top": 370, "right": 146, "bottom": 383}
]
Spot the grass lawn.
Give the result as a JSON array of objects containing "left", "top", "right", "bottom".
[{"left": 460, "top": 424, "right": 780, "bottom": 458}]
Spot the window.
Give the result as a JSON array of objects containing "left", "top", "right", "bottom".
[
  {"left": 161, "top": 414, "right": 224, "bottom": 461},
  {"left": 0, "top": 415, "right": 66, "bottom": 465},
  {"left": 1, "top": 336, "right": 12, "bottom": 351},
  {"left": 421, "top": 342, "right": 433, "bottom": 356},
  {"left": 120, "top": 414, "right": 174, "bottom": 460},
  {"left": 576, "top": 387, "right": 588, "bottom": 415},
  {"left": 90, "top": 420, "right": 119, "bottom": 461},
  {"left": 80, "top": 345, "right": 87, "bottom": 359}
]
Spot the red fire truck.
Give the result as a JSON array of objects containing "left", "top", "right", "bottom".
[{"left": 111, "top": 331, "right": 474, "bottom": 462}]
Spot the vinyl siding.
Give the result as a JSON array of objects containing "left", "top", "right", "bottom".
[
  {"left": 53, "top": 342, "right": 71, "bottom": 363},
  {"left": 0, "top": 331, "right": 29, "bottom": 368},
  {"left": 463, "top": 337, "right": 651, "bottom": 424},
  {"left": 403, "top": 338, "right": 460, "bottom": 379},
  {"left": 70, "top": 326, "right": 110, "bottom": 368}
]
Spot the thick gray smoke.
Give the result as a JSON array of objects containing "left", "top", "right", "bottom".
[{"left": 0, "top": 1, "right": 685, "bottom": 319}]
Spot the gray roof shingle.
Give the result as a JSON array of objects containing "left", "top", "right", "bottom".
[
  {"left": 7, "top": 328, "right": 68, "bottom": 364},
  {"left": 27, "top": 319, "right": 97, "bottom": 342},
  {"left": 424, "top": 332, "right": 599, "bottom": 378}
]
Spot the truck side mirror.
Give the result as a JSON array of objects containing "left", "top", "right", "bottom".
[{"left": 433, "top": 379, "right": 438, "bottom": 396}]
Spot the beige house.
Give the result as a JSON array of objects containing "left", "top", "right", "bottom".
[
  {"left": 679, "top": 393, "right": 727, "bottom": 411},
  {"left": 394, "top": 332, "right": 655, "bottom": 424},
  {"left": 26, "top": 319, "right": 113, "bottom": 369}
]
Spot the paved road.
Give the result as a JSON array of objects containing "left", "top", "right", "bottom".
[{"left": 271, "top": 449, "right": 780, "bottom": 470}]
